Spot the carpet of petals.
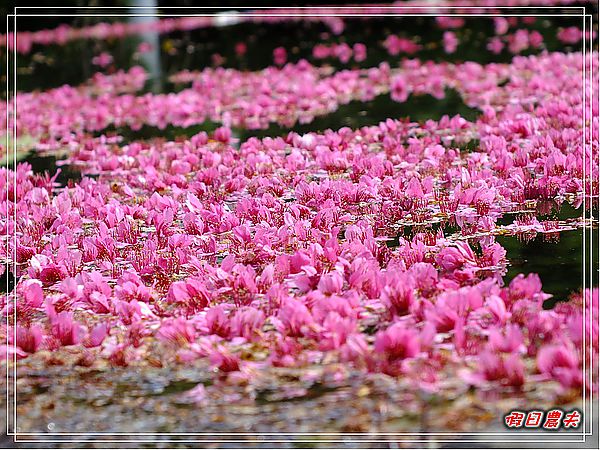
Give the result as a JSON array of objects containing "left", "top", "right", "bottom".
[{"left": 1, "top": 5, "right": 598, "bottom": 436}]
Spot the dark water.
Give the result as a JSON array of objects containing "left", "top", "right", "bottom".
[
  {"left": 498, "top": 229, "right": 594, "bottom": 305},
  {"left": 499, "top": 202, "right": 598, "bottom": 304},
  {"left": 0, "top": 269, "right": 15, "bottom": 294},
  {"left": 25, "top": 152, "right": 83, "bottom": 185}
]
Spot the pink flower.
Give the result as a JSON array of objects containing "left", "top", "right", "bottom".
[
  {"left": 487, "top": 37, "right": 504, "bottom": 54},
  {"left": 273, "top": 47, "right": 287, "bottom": 66},
  {"left": 311, "top": 294, "right": 358, "bottom": 323},
  {"left": 318, "top": 313, "right": 356, "bottom": 351},
  {"left": 333, "top": 43, "right": 352, "bottom": 64},
  {"left": 317, "top": 271, "right": 344, "bottom": 295},
  {"left": 312, "top": 44, "right": 330, "bottom": 59},
  {"left": 340, "top": 333, "right": 369, "bottom": 363},
  {"left": 435, "top": 17, "right": 464, "bottom": 29},
  {"left": 390, "top": 75, "right": 411, "bottom": 102},
  {"left": 213, "top": 126, "right": 232, "bottom": 143},
  {"left": 114, "top": 300, "right": 142, "bottom": 325},
  {"left": 16, "top": 325, "right": 44, "bottom": 353},
  {"left": 405, "top": 177, "right": 424, "bottom": 199},
  {"left": 21, "top": 280, "right": 44, "bottom": 308},
  {"left": 184, "top": 383, "right": 207, "bottom": 404},
  {"left": 480, "top": 243, "right": 506, "bottom": 267},
  {"left": 529, "top": 31, "right": 543, "bottom": 48},
  {"left": 231, "top": 307, "right": 265, "bottom": 340},
  {"left": 472, "top": 351, "right": 525, "bottom": 388},
  {"left": 276, "top": 298, "right": 314, "bottom": 337},
  {"left": 92, "top": 52, "right": 113, "bottom": 68},
  {"left": 425, "top": 301, "right": 459, "bottom": 333},
  {"left": 436, "top": 242, "right": 476, "bottom": 272},
  {"left": 2, "top": 42, "right": 594, "bottom": 403},
  {"left": 115, "top": 271, "right": 151, "bottom": 303},
  {"left": 157, "top": 317, "right": 196, "bottom": 346},
  {"left": 209, "top": 347, "right": 240, "bottom": 372},
  {"left": 49, "top": 312, "right": 83, "bottom": 347},
  {"left": 374, "top": 323, "right": 420, "bottom": 361},
  {"left": 205, "top": 306, "right": 232, "bottom": 338},
  {"left": 38, "top": 264, "right": 66, "bottom": 286},
  {"left": 485, "top": 295, "right": 511, "bottom": 324},
  {"left": 487, "top": 324, "right": 524, "bottom": 353},
  {"left": 82, "top": 323, "right": 109, "bottom": 348},
  {"left": 167, "top": 278, "right": 210, "bottom": 313},
  {"left": 408, "top": 262, "right": 438, "bottom": 294},
  {"left": 352, "top": 43, "right": 367, "bottom": 62},
  {"left": 507, "top": 274, "right": 549, "bottom": 304},
  {"left": 537, "top": 343, "right": 581, "bottom": 388},
  {"left": 508, "top": 29, "right": 530, "bottom": 54},
  {"left": 443, "top": 31, "right": 458, "bottom": 54},
  {"left": 381, "top": 272, "right": 415, "bottom": 316},
  {"left": 137, "top": 42, "right": 153, "bottom": 53},
  {"left": 494, "top": 18, "right": 509, "bottom": 35},
  {"left": 557, "top": 26, "right": 582, "bottom": 44}
]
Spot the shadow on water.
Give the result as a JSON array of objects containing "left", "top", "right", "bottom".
[{"left": 101, "top": 121, "right": 221, "bottom": 144}]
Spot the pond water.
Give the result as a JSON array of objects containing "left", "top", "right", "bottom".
[{"left": 4, "top": 10, "right": 597, "bottom": 443}]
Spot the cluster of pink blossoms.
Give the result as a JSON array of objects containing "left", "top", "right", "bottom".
[
  {"left": 487, "top": 17, "right": 595, "bottom": 55},
  {"left": 5, "top": 51, "right": 595, "bottom": 148},
  {"left": 3, "top": 12, "right": 345, "bottom": 55},
  {"left": 2, "top": 44, "right": 598, "bottom": 404},
  {"left": 312, "top": 42, "right": 368, "bottom": 63},
  {"left": 5, "top": 61, "right": 395, "bottom": 147},
  {"left": 382, "top": 35, "right": 423, "bottom": 56}
]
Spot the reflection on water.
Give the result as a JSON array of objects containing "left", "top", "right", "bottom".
[
  {"left": 24, "top": 151, "right": 82, "bottom": 186},
  {"left": 498, "top": 227, "right": 597, "bottom": 307}
]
